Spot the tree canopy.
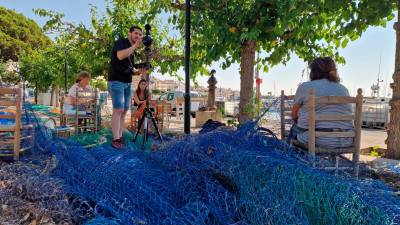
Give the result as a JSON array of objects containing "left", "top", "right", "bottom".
[
  {"left": 158, "top": 0, "right": 395, "bottom": 72},
  {"left": 13, "top": 0, "right": 397, "bottom": 123},
  {"left": 0, "top": 60, "right": 20, "bottom": 84},
  {"left": 0, "top": 6, "right": 51, "bottom": 61},
  {"left": 19, "top": 46, "right": 66, "bottom": 92},
  {"left": 152, "top": 0, "right": 395, "bottom": 122},
  {"left": 32, "top": 0, "right": 183, "bottom": 80}
]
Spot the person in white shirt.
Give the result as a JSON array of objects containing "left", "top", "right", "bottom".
[{"left": 64, "top": 71, "right": 93, "bottom": 114}]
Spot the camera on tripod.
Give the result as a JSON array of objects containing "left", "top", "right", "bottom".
[
  {"left": 132, "top": 23, "right": 164, "bottom": 147},
  {"left": 133, "top": 24, "right": 152, "bottom": 70},
  {"left": 143, "top": 24, "right": 152, "bottom": 48}
]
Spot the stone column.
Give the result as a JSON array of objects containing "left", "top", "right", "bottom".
[{"left": 207, "top": 69, "right": 217, "bottom": 109}]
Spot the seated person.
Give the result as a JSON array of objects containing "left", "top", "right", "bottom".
[
  {"left": 64, "top": 71, "right": 93, "bottom": 115},
  {"left": 132, "top": 79, "right": 150, "bottom": 117},
  {"left": 291, "top": 57, "right": 353, "bottom": 148}
]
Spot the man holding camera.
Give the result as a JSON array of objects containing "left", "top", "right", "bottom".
[{"left": 108, "top": 25, "right": 146, "bottom": 149}]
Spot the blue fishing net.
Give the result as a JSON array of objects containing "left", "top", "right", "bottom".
[{"left": 0, "top": 102, "right": 399, "bottom": 225}]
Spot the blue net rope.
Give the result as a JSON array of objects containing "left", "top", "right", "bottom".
[{"left": 0, "top": 102, "right": 399, "bottom": 224}]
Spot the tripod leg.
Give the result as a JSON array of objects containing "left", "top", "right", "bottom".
[
  {"left": 133, "top": 115, "right": 145, "bottom": 143},
  {"left": 142, "top": 117, "right": 148, "bottom": 148},
  {"left": 150, "top": 116, "right": 163, "bottom": 143}
]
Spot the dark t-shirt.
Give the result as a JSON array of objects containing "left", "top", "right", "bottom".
[{"left": 108, "top": 38, "right": 135, "bottom": 83}]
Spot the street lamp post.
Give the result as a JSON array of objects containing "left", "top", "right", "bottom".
[{"left": 184, "top": 0, "right": 191, "bottom": 134}]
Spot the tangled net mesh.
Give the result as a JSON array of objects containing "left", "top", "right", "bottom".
[{"left": 0, "top": 102, "right": 399, "bottom": 225}]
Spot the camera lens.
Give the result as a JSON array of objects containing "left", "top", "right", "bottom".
[{"left": 143, "top": 35, "right": 152, "bottom": 47}]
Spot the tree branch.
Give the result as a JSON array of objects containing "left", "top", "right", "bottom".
[
  {"left": 150, "top": 50, "right": 184, "bottom": 62},
  {"left": 170, "top": 2, "right": 203, "bottom": 11}
]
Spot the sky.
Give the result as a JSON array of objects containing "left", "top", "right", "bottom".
[{"left": 0, "top": 0, "right": 396, "bottom": 97}]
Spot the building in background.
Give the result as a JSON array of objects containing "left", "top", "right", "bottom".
[{"left": 216, "top": 87, "right": 240, "bottom": 101}]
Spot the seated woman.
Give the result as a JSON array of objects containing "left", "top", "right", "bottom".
[
  {"left": 291, "top": 57, "right": 353, "bottom": 148},
  {"left": 64, "top": 71, "right": 93, "bottom": 115},
  {"left": 132, "top": 79, "right": 149, "bottom": 117}
]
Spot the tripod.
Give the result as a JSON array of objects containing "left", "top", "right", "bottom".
[
  {"left": 133, "top": 103, "right": 163, "bottom": 147},
  {"left": 132, "top": 24, "right": 163, "bottom": 147}
]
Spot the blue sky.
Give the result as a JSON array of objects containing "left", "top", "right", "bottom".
[{"left": 0, "top": 0, "right": 396, "bottom": 97}]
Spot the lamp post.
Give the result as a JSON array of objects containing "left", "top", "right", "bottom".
[{"left": 184, "top": 0, "right": 191, "bottom": 134}]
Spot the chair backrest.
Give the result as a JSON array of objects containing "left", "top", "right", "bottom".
[
  {"left": 73, "top": 88, "right": 98, "bottom": 133},
  {"left": 74, "top": 88, "right": 98, "bottom": 111},
  {"left": 280, "top": 90, "right": 294, "bottom": 140},
  {"left": 0, "top": 86, "right": 23, "bottom": 160},
  {"left": 307, "top": 88, "right": 363, "bottom": 158}
]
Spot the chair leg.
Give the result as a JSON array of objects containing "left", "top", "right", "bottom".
[
  {"left": 310, "top": 155, "right": 316, "bottom": 168},
  {"left": 335, "top": 156, "right": 339, "bottom": 176},
  {"left": 159, "top": 117, "right": 163, "bottom": 133},
  {"left": 353, "top": 163, "right": 359, "bottom": 178},
  {"left": 353, "top": 152, "right": 359, "bottom": 178}
]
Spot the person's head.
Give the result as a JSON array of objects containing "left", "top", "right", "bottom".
[
  {"left": 309, "top": 57, "right": 340, "bottom": 83},
  {"left": 128, "top": 25, "right": 143, "bottom": 44},
  {"left": 75, "top": 71, "right": 91, "bottom": 86},
  {"left": 136, "top": 79, "right": 147, "bottom": 93}
]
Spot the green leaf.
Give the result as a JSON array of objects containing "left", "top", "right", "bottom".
[{"left": 341, "top": 38, "right": 349, "bottom": 48}]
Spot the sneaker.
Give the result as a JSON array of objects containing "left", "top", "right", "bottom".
[
  {"left": 111, "top": 139, "right": 124, "bottom": 149},
  {"left": 117, "top": 138, "right": 125, "bottom": 145}
]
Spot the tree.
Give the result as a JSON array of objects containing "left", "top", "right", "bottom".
[
  {"left": 17, "top": 0, "right": 184, "bottom": 104},
  {"left": 0, "top": 61, "right": 5, "bottom": 83},
  {"left": 33, "top": 0, "right": 183, "bottom": 80},
  {"left": 156, "top": 0, "right": 395, "bottom": 123},
  {"left": 0, "top": 60, "right": 20, "bottom": 85},
  {"left": 19, "top": 46, "right": 67, "bottom": 103},
  {"left": 0, "top": 6, "right": 51, "bottom": 61},
  {"left": 386, "top": 1, "right": 400, "bottom": 159}
]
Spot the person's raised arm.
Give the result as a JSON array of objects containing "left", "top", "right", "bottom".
[
  {"left": 116, "top": 46, "right": 135, "bottom": 61},
  {"left": 116, "top": 38, "right": 142, "bottom": 60}
]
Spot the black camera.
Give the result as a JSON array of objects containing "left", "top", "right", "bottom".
[
  {"left": 133, "top": 62, "right": 152, "bottom": 69},
  {"left": 142, "top": 24, "right": 152, "bottom": 47}
]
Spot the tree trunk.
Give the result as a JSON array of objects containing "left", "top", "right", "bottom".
[
  {"left": 386, "top": 1, "right": 400, "bottom": 159},
  {"left": 55, "top": 86, "right": 59, "bottom": 107},
  {"left": 50, "top": 86, "right": 55, "bottom": 107},
  {"left": 34, "top": 82, "right": 38, "bottom": 104},
  {"left": 238, "top": 40, "right": 256, "bottom": 124}
]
